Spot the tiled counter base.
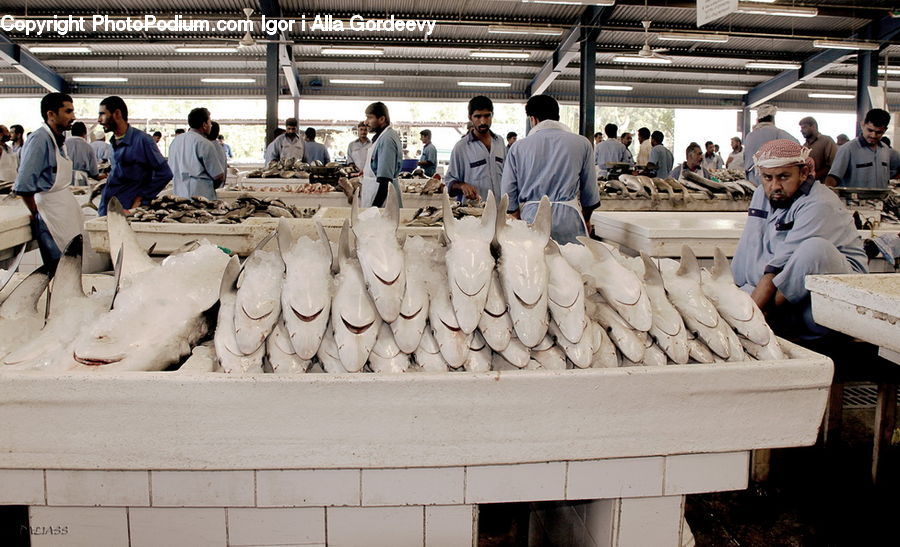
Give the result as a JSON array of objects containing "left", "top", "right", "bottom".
[{"left": 2, "top": 452, "right": 747, "bottom": 547}]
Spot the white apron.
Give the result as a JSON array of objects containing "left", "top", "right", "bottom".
[
  {"left": 361, "top": 142, "right": 378, "bottom": 208},
  {"left": 0, "top": 145, "right": 17, "bottom": 182},
  {"left": 34, "top": 124, "right": 83, "bottom": 251},
  {"left": 280, "top": 135, "right": 304, "bottom": 161}
]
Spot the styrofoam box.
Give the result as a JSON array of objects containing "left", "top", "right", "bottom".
[
  {"left": 807, "top": 274, "right": 900, "bottom": 354},
  {"left": 314, "top": 207, "right": 443, "bottom": 239}
]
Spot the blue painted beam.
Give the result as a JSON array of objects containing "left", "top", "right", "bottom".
[{"left": 0, "top": 32, "right": 67, "bottom": 92}]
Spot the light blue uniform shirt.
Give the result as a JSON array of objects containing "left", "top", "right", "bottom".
[
  {"left": 304, "top": 141, "right": 330, "bottom": 164},
  {"left": 347, "top": 139, "right": 370, "bottom": 169},
  {"left": 14, "top": 125, "right": 63, "bottom": 194},
  {"left": 371, "top": 126, "right": 402, "bottom": 181},
  {"left": 501, "top": 120, "right": 600, "bottom": 245},
  {"left": 827, "top": 136, "right": 899, "bottom": 189},
  {"left": 648, "top": 144, "right": 674, "bottom": 178},
  {"left": 445, "top": 130, "right": 505, "bottom": 201},
  {"left": 64, "top": 136, "right": 98, "bottom": 178},
  {"left": 742, "top": 123, "right": 797, "bottom": 185},
  {"left": 419, "top": 142, "right": 437, "bottom": 177},
  {"left": 669, "top": 162, "right": 711, "bottom": 180},
  {"left": 90, "top": 140, "right": 112, "bottom": 162},
  {"left": 594, "top": 139, "right": 628, "bottom": 177},
  {"left": 168, "top": 131, "right": 225, "bottom": 200}
]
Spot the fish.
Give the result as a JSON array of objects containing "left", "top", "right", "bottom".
[
  {"left": 414, "top": 327, "right": 449, "bottom": 373},
  {"left": 578, "top": 237, "right": 653, "bottom": 332},
  {"left": 497, "top": 195, "right": 551, "bottom": 347},
  {"left": 279, "top": 219, "right": 333, "bottom": 359},
  {"left": 368, "top": 323, "right": 411, "bottom": 373},
  {"left": 177, "top": 342, "right": 219, "bottom": 374},
  {"left": 351, "top": 185, "right": 406, "bottom": 322},
  {"left": 463, "top": 331, "right": 492, "bottom": 372},
  {"left": 443, "top": 190, "right": 497, "bottom": 334},
  {"left": 739, "top": 335, "right": 785, "bottom": 361},
  {"left": 427, "top": 245, "right": 471, "bottom": 368},
  {"left": 636, "top": 175, "right": 660, "bottom": 201},
  {"left": 640, "top": 253, "right": 690, "bottom": 364},
  {"left": 602, "top": 178, "right": 631, "bottom": 198},
  {"left": 267, "top": 320, "right": 312, "bottom": 373},
  {"left": 214, "top": 258, "right": 265, "bottom": 374},
  {"left": 233, "top": 249, "right": 284, "bottom": 354},
  {"left": 106, "top": 197, "right": 158, "bottom": 285},
  {"left": 0, "top": 266, "right": 50, "bottom": 360},
  {"left": 649, "top": 178, "right": 675, "bottom": 201},
  {"left": 589, "top": 322, "right": 619, "bottom": 368},
  {"left": 618, "top": 174, "right": 650, "bottom": 198},
  {"left": 391, "top": 236, "right": 432, "bottom": 354},
  {"left": 682, "top": 171, "right": 742, "bottom": 199},
  {"left": 664, "top": 179, "right": 693, "bottom": 203},
  {"left": 641, "top": 343, "right": 668, "bottom": 366},
  {"left": 675, "top": 176, "right": 715, "bottom": 199},
  {"left": 530, "top": 334, "right": 567, "bottom": 371},
  {"left": 316, "top": 327, "right": 348, "bottom": 373},
  {"left": 587, "top": 296, "right": 645, "bottom": 363},
  {"left": 498, "top": 336, "right": 531, "bottom": 368},
  {"left": 478, "top": 270, "right": 513, "bottom": 352},
  {"left": 688, "top": 337, "right": 717, "bottom": 364},
  {"left": 332, "top": 220, "right": 382, "bottom": 372},
  {"left": 549, "top": 321, "right": 593, "bottom": 368},
  {"left": 545, "top": 242, "right": 588, "bottom": 344}
]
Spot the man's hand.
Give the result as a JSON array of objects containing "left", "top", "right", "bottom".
[
  {"left": 130, "top": 196, "right": 142, "bottom": 210},
  {"left": 750, "top": 273, "right": 780, "bottom": 311},
  {"left": 452, "top": 182, "right": 479, "bottom": 200}
]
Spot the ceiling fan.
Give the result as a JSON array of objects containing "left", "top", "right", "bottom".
[
  {"left": 632, "top": 20, "right": 670, "bottom": 60},
  {"left": 208, "top": 8, "right": 295, "bottom": 48}
]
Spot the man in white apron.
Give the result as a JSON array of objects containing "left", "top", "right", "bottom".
[
  {"left": 362, "top": 102, "right": 402, "bottom": 208},
  {"left": 501, "top": 95, "right": 600, "bottom": 245},
  {"left": 0, "top": 126, "right": 18, "bottom": 183},
  {"left": 14, "top": 92, "right": 84, "bottom": 272}
]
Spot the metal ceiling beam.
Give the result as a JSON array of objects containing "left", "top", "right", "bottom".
[
  {"left": 579, "top": 10, "right": 601, "bottom": 140},
  {"left": 0, "top": 32, "right": 67, "bottom": 92},
  {"left": 528, "top": 5, "right": 614, "bottom": 97},
  {"left": 744, "top": 15, "right": 900, "bottom": 109},
  {"left": 259, "top": 0, "right": 300, "bottom": 98}
]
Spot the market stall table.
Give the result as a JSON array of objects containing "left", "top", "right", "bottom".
[
  {"left": 595, "top": 195, "right": 751, "bottom": 212},
  {"left": 0, "top": 206, "right": 34, "bottom": 262},
  {"left": 219, "top": 189, "right": 444, "bottom": 210}
]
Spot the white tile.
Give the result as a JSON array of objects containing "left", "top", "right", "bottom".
[
  {"left": 327, "top": 506, "right": 424, "bottom": 547},
  {"left": 465, "top": 462, "right": 566, "bottom": 504},
  {"left": 129, "top": 507, "right": 226, "bottom": 547},
  {"left": 567, "top": 457, "right": 664, "bottom": 500},
  {"left": 46, "top": 470, "right": 149, "bottom": 507},
  {"left": 0, "top": 469, "right": 45, "bottom": 505},
  {"left": 257, "top": 469, "right": 360, "bottom": 507},
  {"left": 227, "top": 507, "right": 325, "bottom": 546},
  {"left": 29, "top": 506, "right": 128, "bottom": 547},
  {"left": 363, "top": 467, "right": 464, "bottom": 506},
  {"left": 425, "top": 505, "right": 476, "bottom": 547},
  {"left": 616, "top": 496, "right": 683, "bottom": 547},
  {"left": 584, "top": 499, "right": 617, "bottom": 547},
  {"left": 664, "top": 452, "right": 749, "bottom": 495},
  {"left": 151, "top": 470, "right": 254, "bottom": 507}
]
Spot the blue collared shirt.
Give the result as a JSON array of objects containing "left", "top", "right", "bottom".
[
  {"left": 594, "top": 139, "right": 629, "bottom": 177},
  {"left": 419, "top": 142, "right": 437, "bottom": 177},
  {"left": 100, "top": 126, "right": 172, "bottom": 215},
  {"left": 14, "top": 125, "right": 65, "bottom": 194},
  {"left": 742, "top": 123, "right": 798, "bottom": 185},
  {"left": 168, "top": 131, "right": 225, "bottom": 200},
  {"left": 371, "top": 126, "right": 402, "bottom": 181},
  {"left": 304, "top": 141, "right": 330, "bottom": 164},
  {"left": 445, "top": 130, "right": 505, "bottom": 201},
  {"left": 828, "top": 135, "right": 898, "bottom": 189},
  {"left": 90, "top": 140, "right": 112, "bottom": 162},
  {"left": 648, "top": 144, "right": 674, "bottom": 178},
  {"left": 64, "top": 136, "right": 98, "bottom": 178}
]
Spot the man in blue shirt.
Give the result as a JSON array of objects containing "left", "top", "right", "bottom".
[
  {"left": 168, "top": 108, "right": 226, "bottom": 200},
  {"left": 418, "top": 129, "right": 437, "bottom": 177},
  {"left": 97, "top": 96, "right": 172, "bottom": 215},
  {"left": 445, "top": 95, "right": 505, "bottom": 201},
  {"left": 303, "top": 127, "right": 330, "bottom": 164},
  {"left": 742, "top": 104, "right": 797, "bottom": 186},
  {"left": 363, "top": 102, "right": 403, "bottom": 208},
  {"left": 594, "top": 123, "right": 629, "bottom": 178},
  {"left": 64, "top": 122, "right": 103, "bottom": 184},
  {"left": 90, "top": 132, "right": 112, "bottom": 163},
  {"left": 826, "top": 108, "right": 900, "bottom": 189},
  {"left": 501, "top": 95, "right": 600, "bottom": 245},
  {"left": 647, "top": 131, "right": 674, "bottom": 178},
  {"left": 217, "top": 135, "right": 233, "bottom": 159}
]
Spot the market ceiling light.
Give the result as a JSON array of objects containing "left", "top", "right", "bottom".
[
  {"left": 657, "top": 32, "right": 729, "bottom": 43},
  {"left": 595, "top": 84, "right": 633, "bottom": 91},
  {"left": 745, "top": 61, "right": 802, "bottom": 70},
  {"left": 612, "top": 55, "right": 672, "bottom": 65},
  {"left": 488, "top": 25, "right": 563, "bottom": 36},
  {"left": 698, "top": 88, "right": 747, "bottom": 95},
  {"left": 73, "top": 77, "right": 128, "bottom": 82},
  {"left": 521, "top": 0, "right": 615, "bottom": 5},
  {"left": 879, "top": 68, "right": 900, "bottom": 75},
  {"left": 458, "top": 81, "right": 512, "bottom": 87},
  {"left": 330, "top": 79, "right": 384, "bottom": 85},
  {"left": 470, "top": 50, "right": 531, "bottom": 59},
  {"left": 28, "top": 46, "right": 92, "bottom": 54},
  {"left": 175, "top": 46, "right": 239, "bottom": 53},
  {"left": 201, "top": 77, "right": 256, "bottom": 83},
  {"left": 321, "top": 47, "right": 384, "bottom": 56},
  {"left": 808, "top": 92, "right": 854, "bottom": 99},
  {"left": 813, "top": 39, "right": 881, "bottom": 51},
  {"left": 736, "top": 3, "right": 817, "bottom": 17}
]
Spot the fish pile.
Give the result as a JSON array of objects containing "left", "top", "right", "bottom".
[
  {"left": 245, "top": 160, "right": 354, "bottom": 180},
  {"left": 208, "top": 188, "right": 784, "bottom": 375},
  {"left": 126, "top": 195, "right": 317, "bottom": 224},
  {"left": 230, "top": 183, "right": 336, "bottom": 194},
  {"left": 709, "top": 168, "right": 750, "bottom": 182},
  {"left": 406, "top": 200, "right": 484, "bottom": 227},
  {"left": 602, "top": 174, "right": 754, "bottom": 201},
  {"left": 401, "top": 176, "right": 444, "bottom": 195}
]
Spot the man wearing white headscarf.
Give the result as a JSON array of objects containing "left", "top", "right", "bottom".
[
  {"left": 742, "top": 104, "right": 797, "bottom": 186},
  {"left": 732, "top": 139, "right": 867, "bottom": 338}
]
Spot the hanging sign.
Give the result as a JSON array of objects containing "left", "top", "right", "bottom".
[{"left": 697, "top": 0, "right": 738, "bottom": 27}]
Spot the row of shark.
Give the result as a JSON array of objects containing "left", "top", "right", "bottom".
[{"left": 0, "top": 187, "right": 783, "bottom": 374}]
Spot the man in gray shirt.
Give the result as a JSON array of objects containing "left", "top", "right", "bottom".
[
  {"left": 303, "top": 127, "right": 330, "bottom": 164},
  {"left": 445, "top": 95, "right": 505, "bottom": 201},
  {"left": 64, "top": 121, "right": 103, "bottom": 184},
  {"left": 826, "top": 108, "right": 900, "bottom": 189},
  {"left": 594, "top": 123, "right": 628, "bottom": 178},
  {"left": 647, "top": 131, "right": 674, "bottom": 178},
  {"left": 743, "top": 104, "right": 797, "bottom": 185},
  {"left": 798, "top": 116, "right": 837, "bottom": 182}
]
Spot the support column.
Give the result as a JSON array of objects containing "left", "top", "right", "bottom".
[
  {"left": 856, "top": 51, "right": 879, "bottom": 131},
  {"left": 579, "top": 32, "right": 597, "bottom": 141},
  {"left": 266, "top": 42, "right": 280, "bottom": 146}
]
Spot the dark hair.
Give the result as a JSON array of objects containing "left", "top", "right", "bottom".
[
  {"left": 365, "top": 102, "right": 390, "bottom": 124},
  {"left": 507, "top": 132, "right": 517, "bottom": 139},
  {"left": 305, "top": 127, "right": 316, "bottom": 140},
  {"left": 217, "top": 135, "right": 224, "bottom": 141},
  {"left": 882, "top": 136, "right": 891, "bottom": 147},
  {"left": 865, "top": 108, "right": 891, "bottom": 128},
  {"left": 638, "top": 127, "right": 650, "bottom": 140},
  {"left": 174, "top": 128, "right": 185, "bottom": 135},
  {"left": 285, "top": 117, "right": 298, "bottom": 128},
  {"left": 274, "top": 127, "right": 286, "bottom": 138},
  {"left": 604, "top": 123, "right": 618, "bottom": 138},
  {"left": 187, "top": 108, "right": 210, "bottom": 130},
  {"left": 686, "top": 141, "right": 702, "bottom": 155},
  {"left": 704, "top": 141, "right": 714, "bottom": 147},
  {"left": 70, "top": 122, "right": 87, "bottom": 137},
  {"left": 40, "top": 92, "right": 73, "bottom": 122},
  {"left": 594, "top": 132, "right": 603, "bottom": 139},
  {"left": 731, "top": 136, "right": 742, "bottom": 145},
  {"left": 651, "top": 131, "right": 664, "bottom": 144},
  {"left": 207, "top": 121, "right": 220, "bottom": 141},
  {"left": 10, "top": 124, "right": 23, "bottom": 135},
  {"left": 525, "top": 95, "right": 559, "bottom": 122},
  {"left": 357, "top": 121, "right": 367, "bottom": 128},
  {"left": 420, "top": 129, "right": 431, "bottom": 138},
  {"left": 468, "top": 96, "right": 494, "bottom": 116},
  {"left": 758, "top": 115, "right": 774, "bottom": 123},
  {"left": 152, "top": 131, "right": 162, "bottom": 138},
  {"left": 99, "top": 95, "right": 128, "bottom": 122}
]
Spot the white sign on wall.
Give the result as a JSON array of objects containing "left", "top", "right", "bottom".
[{"left": 697, "top": 0, "right": 739, "bottom": 27}]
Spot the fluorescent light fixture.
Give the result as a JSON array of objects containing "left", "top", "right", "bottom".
[
  {"left": 736, "top": 3, "right": 817, "bottom": 17},
  {"left": 522, "top": 0, "right": 615, "bottom": 5},
  {"left": 743, "top": 0, "right": 777, "bottom": 2},
  {"left": 175, "top": 46, "right": 239, "bottom": 53},
  {"left": 488, "top": 25, "right": 563, "bottom": 36},
  {"left": 808, "top": 92, "right": 854, "bottom": 99},
  {"left": 745, "top": 61, "right": 802, "bottom": 70},
  {"left": 73, "top": 77, "right": 128, "bottom": 82},
  {"left": 878, "top": 68, "right": 900, "bottom": 75},
  {"left": 595, "top": 84, "right": 633, "bottom": 91},
  {"left": 813, "top": 39, "right": 881, "bottom": 51},
  {"left": 201, "top": 77, "right": 256, "bottom": 83},
  {"left": 470, "top": 50, "right": 531, "bottom": 59},
  {"left": 698, "top": 88, "right": 747, "bottom": 95},
  {"left": 330, "top": 79, "right": 384, "bottom": 85},
  {"left": 458, "top": 81, "right": 512, "bottom": 87},
  {"left": 28, "top": 46, "right": 91, "bottom": 54},
  {"left": 321, "top": 47, "right": 383, "bottom": 56},
  {"left": 657, "top": 32, "right": 729, "bottom": 43},
  {"left": 612, "top": 55, "right": 672, "bottom": 65}
]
